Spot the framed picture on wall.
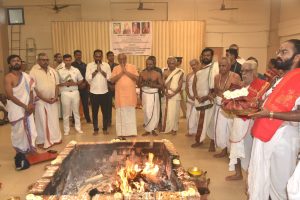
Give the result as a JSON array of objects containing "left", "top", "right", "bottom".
[{"left": 7, "top": 8, "right": 25, "bottom": 25}]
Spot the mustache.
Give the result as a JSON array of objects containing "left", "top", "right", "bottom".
[{"left": 10, "top": 63, "right": 21, "bottom": 69}]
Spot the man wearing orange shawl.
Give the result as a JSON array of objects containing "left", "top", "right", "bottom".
[
  {"left": 110, "top": 54, "right": 139, "bottom": 137},
  {"left": 248, "top": 39, "right": 300, "bottom": 200}
]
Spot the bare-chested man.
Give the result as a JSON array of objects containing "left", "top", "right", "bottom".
[
  {"left": 4, "top": 55, "right": 37, "bottom": 170},
  {"left": 186, "top": 59, "right": 201, "bottom": 136},
  {"left": 138, "top": 58, "right": 163, "bottom": 136},
  {"left": 161, "top": 57, "right": 184, "bottom": 135},
  {"left": 212, "top": 57, "right": 241, "bottom": 157}
]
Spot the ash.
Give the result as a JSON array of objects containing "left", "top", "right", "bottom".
[{"left": 61, "top": 150, "right": 173, "bottom": 195}]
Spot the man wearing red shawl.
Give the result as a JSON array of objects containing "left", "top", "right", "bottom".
[
  {"left": 248, "top": 39, "right": 300, "bottom": 200},
  {"left": 226, "top": 60, "right": 269, "bottom": 181}
]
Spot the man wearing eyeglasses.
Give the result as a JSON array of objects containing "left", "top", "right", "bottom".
[
  {"left": 30, "top": 53, "right": 62, "bottom": 149},
  {"left": 248, "top": 39, "right": 300, "bottom": 200},
  {"left": 225, "top": 60, "right": 269, "bottom": 182}
]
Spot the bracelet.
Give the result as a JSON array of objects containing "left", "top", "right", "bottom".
[{"left": 269, "top": 111, "right": 274, "bottom": 119}]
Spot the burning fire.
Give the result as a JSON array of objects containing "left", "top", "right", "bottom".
[{"left": 117, "top": 153, "right": 159, "bottom": 194}]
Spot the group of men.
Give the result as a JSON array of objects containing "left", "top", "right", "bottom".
[
  {"left": 180, "top": 40, "right": 300, "bottom": 200},
  {"left": 3, "top": 39, "right": 300, "bottom": 199},
  {"left": 135, "top": 40, "right": 300, "bottom": 199}
]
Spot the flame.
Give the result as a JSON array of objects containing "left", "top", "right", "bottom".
[
  {"left": 117, "top": 153, "right": 159, "bottom": 194},
  {"left": 142, "top": 153, "right": 159, "bottom": 176}
]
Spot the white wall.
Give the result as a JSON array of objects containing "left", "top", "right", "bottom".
[
  {"left": 3, "top": 0, "right": 272, "bottom": 72},
  {"left": 278, "top": 0, "right": 300, "bottom": 42}
]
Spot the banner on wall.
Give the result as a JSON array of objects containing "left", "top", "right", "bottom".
[{"left": 110, "top": 21, "right": 152, "bottom": 55}]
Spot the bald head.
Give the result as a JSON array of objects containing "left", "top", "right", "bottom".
[
  {"left": 189, "top": 59, "right": 200, "bottom": 72},
  {"left": 117, "top": 53, "right": 127, "bottom": 65},
  {"left": 167, "top": 56, "right": 177, "bottom": 71},
  {"left": 218, "top": 57, "right": 231, "bottom": 75}
]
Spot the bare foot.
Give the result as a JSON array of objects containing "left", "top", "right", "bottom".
[
  {"left": 93, "top": 131, "right": 99, "bottom": 136},
  {"left": 152, "top": 130, "right": 158, "bottom": 136},
  {"left": 142, "top": 132, "right": 151, "bottom": 136},
  {"left": 208, "top": 145, "right": 216, "bottom": 152},
  {"left": 103, "top": 130, "right": 109, "bottom": 135},
  {"left": 225, "top": 174, "right": 243, "bottom": 181},
  {"left": 171, "top": 130, "right": 177, "bottom": 135},
  {"left": 191, "top": 142, "right": 203, "bottom": 148},
  {"left": 208, "top": 140, "right": 216, "bottom": 152},
  {"left": 185, "top": 133, "right": 193, "bottom": 137},
  {"left": 213, "top": 150, "right": 227, "bottom": 158}
]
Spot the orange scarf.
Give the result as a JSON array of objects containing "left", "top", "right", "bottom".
[{"left": 252, "top": 68, "right": 300, "bottom": 142}]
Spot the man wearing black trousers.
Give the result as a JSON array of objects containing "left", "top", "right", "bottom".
[
  {"left": 106, "top": 51, "right": 118, "bottom": 127},
  {"left": 86, "top": 49, "right": 111, "bottom": 135},
  {"left": 72, "top": 50, "right": 91, "bottom": 123}
]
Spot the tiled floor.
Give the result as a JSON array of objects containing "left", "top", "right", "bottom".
[{"left": 0, "top": 109, "right": 246, "bottom": 199}]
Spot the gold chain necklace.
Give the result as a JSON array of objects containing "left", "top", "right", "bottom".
[{"left": 218, "top": 72, "right": 231, "bottom": 92}]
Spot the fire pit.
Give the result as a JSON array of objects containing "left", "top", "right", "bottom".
[{"left": 27, "top": 140, "right": 200, "bottom": 199}]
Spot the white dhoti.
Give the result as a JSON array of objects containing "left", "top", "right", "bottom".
[
  {"left": 0, "top": 101, "right": 7, "bottom": 111},
  {"left": 248, "top": 124, "right": 300, "bottom": 200},
  {"left": 10, "top": 115, "right": 37, "bottom": 153},
  {"left": 116, "top": 106, "right": 137, "bottom": 137},
  {"left": 142, "top": 87, "right": 159, "bottom": 132},
  {"left": 229, "top": 117, "right": 253, "bottom": 171},
  {"left": 161, "top": 97, "right": 180, "bottom": 133},
  {"left": 287, "top": 161, "right": 300, "bottom": 200},
  {"left": 186, "top": 100, "right": 199, "bottom": 135},
  {"left": 191, "top": 101, "right": 216, "bottom": 143},
  {"left": 35, "top": 100, "right": 62, "bottom": 149},
  {"left": 213, "top": 96, "right": 232, "bottom": 149},
  {"left": 6, "top": 72, "right": 37, "bottom": 153},
  {"left": 194, "top": 62, "right": 218, "bottom": 142},
  {"left": 162, "top": 68, "right": 183, "bottom": 133}
]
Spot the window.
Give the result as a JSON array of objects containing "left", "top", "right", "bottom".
[{"left": 7, "top": 8, "right": 25, "bottom": 25}]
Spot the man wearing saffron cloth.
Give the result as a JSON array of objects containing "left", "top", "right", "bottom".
[
  {"left": 30, "top": 53, "right": 62, "bottom": 149},
  {"left": 138, "top": 58, "right": 163, "bottom": 136},
  {"left": 185, "top": 59, "right": 201, "bottom": 136},
  {"left": 4, "top": 55, "right": 37, "bottom": 170},
  {"left": 161, "top": 57, "right": 184, "bottom": 135},
  {"left": 212, "top": 57, "right": 241, "bottom": 157},
  {"left": 191, "top": 48, "right": 219, "bottom": 149},
  {"left": 248, "top": 39, "right": 300, "bottom": 200},
  {"left": 226, "top": 60, "right": 269, "bottom": 181},
  {"left": 110, "top": 53, "right": 139, "bottom": 137}
]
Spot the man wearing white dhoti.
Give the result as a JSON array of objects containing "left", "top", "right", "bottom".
[
  {"left": 30, "top": 53, "right": 62, "bottom": 149},
  {"left": 138, "top": 58, "right": 163, "bottom": 136},
  {"left": 185, "top": 59, "right": 201, "bottom": 136},
  {"left": 226, "top": 60, "right": 267, "bottom": 181},
  {"left": 161, "top": 57, "right": 184, "bottom": 135},
  {"left": 110, "top": 54, "right": 139, "bottom": 137},
  {"left": 287, "top": 160, "right": 300, "bottom": 200},
  {"left": 191, "top": 48, "right": 219, "bottom": 149},
  {"left": 248, "top": 39, "right": 300, "bottom": 200},
  {"left": 213, "top": 57, "right": 241, "bottom": 157},
  {"left": 4, "top": 55, "right": 37, "bottom": 170}
]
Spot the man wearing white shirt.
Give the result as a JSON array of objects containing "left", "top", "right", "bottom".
[
  {"left": 86, "top": 49, "right": 111, "bottom": 135},
  {"left": 58, "top": 54, "right": 84, "bottom": 135}
]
